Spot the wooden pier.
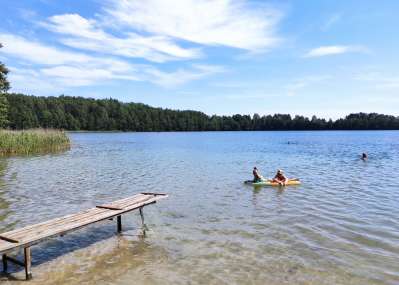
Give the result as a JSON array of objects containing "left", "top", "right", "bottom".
[{"left": 0, "top": 192, "right": 168, "bottom": 280}]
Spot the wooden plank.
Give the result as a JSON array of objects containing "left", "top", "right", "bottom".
[
  {"left": 99, "top": 194, "right": 146, "bottom": 208},
  {"left": 4, "top": 196, "right": 153, "bottom": 239},
  {"left": 0, "top": 235, "right": 19, "bottom": 244},
  {"left": 6, "top": 208, "right": 107, "bottom": 240},
  {"left": 11, "top": 208, "right": 115, "bottom": 242},
  {"left": 105, "top": 195, "right": 152, "bottom": 209},
  {"left": 0, "top": 209, "right": 108, "bottom": 251},
  {"left": 0, "top": 241, "right": 17, "bottom": 254},
  {"left": 113, "top": 195, "right": 156, "bottom": 209},
  {"left": 29, "top": 198, "right": 154, "bottom": 237},
  {"left": 33, "top": 197, "right": 160, "bottom": 241},
  {"left": 96, "top": 205, "right": 124, "bottom": 210},
  {"left": 141, "top": 192, "right": 167, "bottom": 196},
  {"left": 1, "top": 194, "right": 146, "bottom": 237},
  {"left": 10, "top": 196, "right": 161, "bottom": 246},
  {"left": 1, "top": 202, "right": 129, "bottom": 247},
  {"left": 2, "top": 207, "right": 104, "bottom": 237}
]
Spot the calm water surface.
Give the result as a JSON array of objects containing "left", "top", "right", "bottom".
[{"left": 0, "top": 131, "right": 398, "bottom": 284}]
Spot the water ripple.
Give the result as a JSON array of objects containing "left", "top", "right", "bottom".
[{"left": 0, "top": 131, "right": 398, "bottom": 284}]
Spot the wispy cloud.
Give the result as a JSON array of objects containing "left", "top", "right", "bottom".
[
  {"left": 0, "top": 33, "right": 141, "bottom": 86},
  {"left": 321, "top": 13, "right": 342, "bottom": 31},
  {"left": 285, "top": 75, "right": 331, "bottom": 96},
  {"left": 42, "top": 14, "right": 201, "bottom": 63},
  {"left": 303, "top": 45, "right": 368, "bottom": 58},
  {"left": 355, "top": 71, "right": 399, "bottom": 89},
  {"left": 1, "top": 0, "right": 285, "bottom": 92},
  {"left": 143, "top": 64, "right": 226, "bottom": 88},
  {"left": 0, "top": 33, "right": 223, "bottom": 90},
  {"left": 42, "top": 0, "right": 283, "bottom": 62},
  {"left": 8, "top": 68, "right": 57, "bottom": 93},
  {"left": 40, "top": 65, "right": 139, "bottom": 87},
  {"left": 0, "top": 33, "right": 91, "bottom": 65},
  {"left": 104, "top": 0, "right": 282, "bottom": 51}
]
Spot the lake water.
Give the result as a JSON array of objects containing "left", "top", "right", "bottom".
[{"left": 0, "top": 131, "right": 398, "bottom": 285}]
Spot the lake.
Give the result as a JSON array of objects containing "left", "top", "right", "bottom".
[{"left": 0, "top": 131, "right": 398, "bottom": 284}]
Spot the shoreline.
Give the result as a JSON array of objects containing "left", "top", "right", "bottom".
[{"left": 66, "top": 129, "right": 399, "bottom": 133}]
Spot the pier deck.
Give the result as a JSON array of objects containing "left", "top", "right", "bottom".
[{"left": 0, "top": 192, "right": 168, "bottom": 280}]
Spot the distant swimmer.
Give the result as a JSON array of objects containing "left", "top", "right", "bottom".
[
  {"left": 272, "top": 169, "right": 288, "bottom": 186},
  {"left": 361, "top": 153, "right": 368, "bottom": 161},
  {"left": 253, "top": 167, "right": 264, "bottom": 182}
]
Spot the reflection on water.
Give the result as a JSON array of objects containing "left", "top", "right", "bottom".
[
  {"left": 0, "top": 159, "right": 14, "bottom": 231},
  {"left": 0, "top": 131, "right": 399, "bottom": 285}
]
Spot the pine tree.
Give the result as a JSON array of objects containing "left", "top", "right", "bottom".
[{"left": 0, "top": 43, "right": 10, "bottom": 128}]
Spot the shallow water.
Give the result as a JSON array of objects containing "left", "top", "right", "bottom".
[{"left": 0, "top": 131, "right": 398, "bottom": 284}]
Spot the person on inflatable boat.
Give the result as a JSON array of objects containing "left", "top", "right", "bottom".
[
  {"left": 272, "top": 169, "right": 288, "bottom": 186},
  {"left": 253, "top": 167, "right": 263, "bottom": 182}
]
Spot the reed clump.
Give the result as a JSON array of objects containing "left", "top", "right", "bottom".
[{"left": 0, "top": 129, "right": 70, "bottom": 156}]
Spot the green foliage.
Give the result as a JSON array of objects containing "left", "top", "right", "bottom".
[
  {"left": 0, "top": 93, "right": 8, "bottom": 128},
  {"left": 0, "top": 43, "right": 10, "bottom": 128},
  {"left": 0, "top": 44, "right": 10, "bottom": 93},
  {"left": 0, "top": 129, "right": 70, "bottom": 156},
  {"left": 5, "top": 93, "right": 399, "bottom": 131}
]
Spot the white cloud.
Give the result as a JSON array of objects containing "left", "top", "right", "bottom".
[
  {"left": 104, "top": 0, "right": 282, "bottom": 51},
  {"left": 43, "top": 14, "right": 201, "bottom": 63},
  {"left": 143, "top": 64, "right": 225, "bottom": 88},
  {"left": 41, "top": 0, "right": 283, "bottom": 63},
  {"left": 304, "top": 45, "right": 368, "bottom": 58},
  {"left": 2, "top": 33, "right": 222, "bottom": 91},
  {"left": 0, "top": 33, "right": 91, "bottom": 65},
  {"left": 0, "top": 33, "right": 142, "bottom": 87},
  {"left": 41, "top": 65, "right": 139, "bottom": 87},
  {"left": 8, "top": 62, "right": 222, "bottom": 92},
  {"left": 2, "top": 1, "right": 279, "bottom": 91}
]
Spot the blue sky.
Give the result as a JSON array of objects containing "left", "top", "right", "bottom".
[{"left": 1, "top": 0, "right": 398, "bottom": 119}]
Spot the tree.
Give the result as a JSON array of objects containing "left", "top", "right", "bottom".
[{"left": 0, "top": 43, "right": 10, "bottom": 127}]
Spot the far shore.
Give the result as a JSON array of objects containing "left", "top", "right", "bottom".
[{"left": 66, "top": 129, "right": 399, "bottom": 133}]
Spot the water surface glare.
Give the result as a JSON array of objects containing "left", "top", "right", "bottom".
[{"left": 0, "top": 131, "right": 398, "bottom": 284}]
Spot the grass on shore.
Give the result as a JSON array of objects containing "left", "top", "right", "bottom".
[{"left": 0, "top": 129, "right": 70, "bottom": 156}]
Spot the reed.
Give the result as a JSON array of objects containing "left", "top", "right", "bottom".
[{"left": 0, "top": 129, "right": 70, "bottom": 156}]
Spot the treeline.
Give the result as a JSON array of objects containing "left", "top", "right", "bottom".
[{"left": 5, "top": 93, "right": 399, "bottom": 131}]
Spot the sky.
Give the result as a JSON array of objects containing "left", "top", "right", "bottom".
[{"left": 0, "top": 0, "right": 399, "bottom": 119}]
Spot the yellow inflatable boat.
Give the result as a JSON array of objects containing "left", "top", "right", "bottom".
[{"left": 244, "top": 179, "right": 301, "bottom": 187}]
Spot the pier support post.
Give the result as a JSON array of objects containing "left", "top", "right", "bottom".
[
  {"left": 24, "top": 247, "right": 32, "bottom": 280},
  {"left": 2, "top": 254, "right": 7, "bottom": 272},
  {"left": 139, "top": 207, "right": 146, "bottom": 237},
  {"left": 139, "top": 207, "right": 145, "bottom": 226},
  {"left": 117, "top": 215, "right": 122, "bottom": 233}
]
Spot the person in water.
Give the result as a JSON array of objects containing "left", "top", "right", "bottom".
[
  {"left": 361, "top": 153, "right": 368, "bottom": 161},
  {"left": 253, "top": 167, "right": 263, "bottom": 182},
  {"left": 272, "top": 169, "right": 288, "bottom": 185}
]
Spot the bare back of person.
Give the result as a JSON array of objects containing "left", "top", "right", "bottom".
[{"left": 272, "top": 169, "right": 288, "bottom": 185}]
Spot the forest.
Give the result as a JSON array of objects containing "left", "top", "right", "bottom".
[{"left": 4, "top": 93, "right": 399, "bottom": 131}]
